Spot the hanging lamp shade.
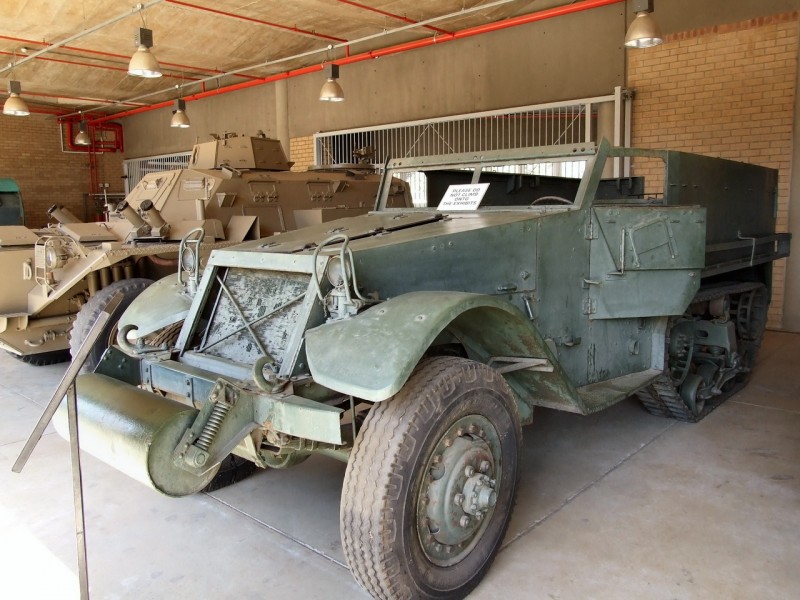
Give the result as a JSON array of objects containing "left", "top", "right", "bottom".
[
  {"left": 319, "top": 64, "right": 344, "bottom": 102},
  {"left": 170, "top": 99, "right": 191, "bottom": 128},
  {"left": 3, "top": 81, "right": 30, "bottom": 116},
  {"left": 128, "top": 27, "right": 162, "bottom": 77},
  {"left": 624, "top": 0, "right": 663, "bottom": 48},
  {"left": 74, "top": 121, "right": 91, "bottom": 146}
]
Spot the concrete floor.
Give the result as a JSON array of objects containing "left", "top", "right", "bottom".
[{"left": 1, "top": 332, "right": 798, "bottom": 600}]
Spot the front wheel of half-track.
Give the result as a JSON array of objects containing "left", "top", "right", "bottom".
[{"left": 341, "top": 357, "right": 522, "bottom": 600}]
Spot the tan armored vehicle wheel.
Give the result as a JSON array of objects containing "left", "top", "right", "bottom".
[
  {"left": 341, "top": 357, "right": 522, "bottom": 600},
  {"left": 7, "top": 348, "right": 70, "bottom": 366},
  {"left": 69, "top": 278, "right": 154, "bottom": 373}
]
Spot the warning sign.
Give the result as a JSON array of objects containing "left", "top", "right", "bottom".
[{"left": 436, "top": 183, "right": 490, "bottom": 211}]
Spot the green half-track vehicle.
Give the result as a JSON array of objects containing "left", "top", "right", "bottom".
[
  {"left": 0, "top": 133, "right": 401, "bottom": 368},
  {"left": 60, "top": 140, "right": 790, "bottom": 599}
]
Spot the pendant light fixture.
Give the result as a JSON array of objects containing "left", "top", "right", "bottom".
[
  {"left": 74, "top": 120, "right": 91, "bottom": 146},
  {"left": 319, "top": 64, "right": 344, "bottom": 102},
  {"left": 624, "top": 0, "right": 663, "bottom": 48},
  {"left": 3, "top": 80, "right": 30, "bottom": 116},
  {"left": 170, "top": 98, "right": 191, "bottom": 128},
  {"left": 128, "top": 27, "right": 162, "bottom": 78}
]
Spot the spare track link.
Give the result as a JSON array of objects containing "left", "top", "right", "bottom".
[{"left": 637, "top": 282, "right": 764, "bottom": 422}]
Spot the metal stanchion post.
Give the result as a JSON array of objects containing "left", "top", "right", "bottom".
[{"left": 12, "top": 292, "right": 124, "bottom": 600}]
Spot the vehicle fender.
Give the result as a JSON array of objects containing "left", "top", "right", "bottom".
[
  {"left": 305, "top": 291, "right": 585, "bottom": 418},
  {"left": 117, "top": 273, "right": 192, "bottom": 339}
]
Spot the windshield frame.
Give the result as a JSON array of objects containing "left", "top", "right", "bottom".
[{"left": 375, "top": 142, "right": 597, "bottom": 212}]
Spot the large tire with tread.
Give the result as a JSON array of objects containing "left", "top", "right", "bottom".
[
  {"left": 341, "top": 357, "right": 522, "bottom": 600},
  {"left": 7, "top": 349, "right": 71, "bottom": 366},
  {"left": 69, "top": 278, "right": 153, "bottom": 372}
]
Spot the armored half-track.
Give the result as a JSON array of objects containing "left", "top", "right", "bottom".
[
  {"left": 0, "top": 134, "right": 407, "bottom": 367},
  {"left": 60, "top": 141, "right": 789, "bottom": 599}
]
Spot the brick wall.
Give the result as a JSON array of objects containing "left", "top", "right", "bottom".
[
  {"left": 290, "top": 136, "right": 315, "bottom": 172},
  {"left": 0, "top": 114, "right": 124, "bottom": 228},
  {"left": 628, "top": 12, "right": 798, "bottom": 328}
]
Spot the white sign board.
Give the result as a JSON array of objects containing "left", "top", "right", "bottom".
[{"left": 436, "top": 183, "right": 490, "bottom": 211}]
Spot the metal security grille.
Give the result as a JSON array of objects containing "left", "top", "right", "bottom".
[
  {"left": 199, "top": 268, "right": 310, "bottom": 367},
  {"left": 123, "top": 151, "right": 192, "bottom": 194},
  {"left": 315, "top": 88, "right": 627, "bottom": 169}
]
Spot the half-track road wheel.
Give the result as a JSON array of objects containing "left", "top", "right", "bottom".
[
  {"left": 202, "top": 455, "right": 259, "bottom": 493},
  {"left": 636, "top": 375, "right": 702, "bottom": 423},
  {"left": 203, "top": 449, "right": 309, "bottom": 494},
  {"left": 637, "top": 283, "right": 771, "bottom": 422},
  {"left": 341, "top": 357, "right": 522, "bottom": 600},
  {"left": 7, "top": 349, "right": 71, "bottom": 366},
  {"left": 260, "top": 450, "right": 310, "bottom": 470},
  {"left": 731, "top": 284, "right": 769, "bottom": 384},
  {"left": 70, "top": 278, "right": 154, "bottom": 373}
]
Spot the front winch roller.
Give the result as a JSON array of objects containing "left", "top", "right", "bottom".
[{"left": 55, "top": 373, "right": 220, "bottom": 497}]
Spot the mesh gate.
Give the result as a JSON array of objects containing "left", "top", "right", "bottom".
[
  {"left": 314, "top": 90, "right": 625, "bottom": 169},
  {"left": 123, "top": 151, "right": 192, "bottom": 194}
]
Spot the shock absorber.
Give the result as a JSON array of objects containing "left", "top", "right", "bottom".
[
  {"left": 195, "top": 400, "right": 232, "bottom": 452},
  {"left": 179, "top": 384, "right": 240, "bottom": 470}
]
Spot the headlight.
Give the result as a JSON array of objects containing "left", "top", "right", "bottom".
[
  {"left": 326, "top": 256, "right": 351, "bottom": 287},
  {"left": 44, "top": 243, "right": 68, "bottom": 269}
]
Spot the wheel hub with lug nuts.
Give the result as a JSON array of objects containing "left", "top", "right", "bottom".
[{"left": 417, "top": 415, "right": 501, "bottom": 567}]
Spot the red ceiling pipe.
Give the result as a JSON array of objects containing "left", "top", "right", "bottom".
[
  {"left": 91, "top": 62, "right": 329, "bottom": 122},
  {"left": 335, "top": 0, "right": 450, "bottom": 35},
  {"left": 0, "top": 50, "right": 202, "bottom": 82},
  {"left": 166, "top": 0, "right": 347, "bottom": 43},
  {"left": 15, "top": 88, "right": 144, "bottom": 108},
  {"left": 26, "top": 107, "right": 71, "bottom": 116},
  {"left": 0, "top": 35, "right": 129, "bottom": 60},
  {"left": 340, "top": 0, "right": 625, "bottom": 61},
  {"left": 0, "top": 49, "right": 129, "bottom": 72},
  {"left": 92, "top": 0, "right": 624, "bottom": 124},
  {"left": 0, "top": 34, "right": 260, "bottom": 80},
  {"left": 64, "top": 121, "right": 123, "bottom": 152}
]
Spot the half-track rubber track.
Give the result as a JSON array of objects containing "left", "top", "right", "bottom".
[
  {"left": 635, "top": 374, "right": 748, "bottom": 423},
  {"left": 636, "top": 281, "right": 766, "bottom": 423}
]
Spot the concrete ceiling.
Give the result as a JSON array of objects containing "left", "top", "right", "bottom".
[{"left": 0, "top": 0, "right": 588, "bottom": 118}]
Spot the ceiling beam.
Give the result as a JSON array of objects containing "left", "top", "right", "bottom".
[{"left": 90, "top": 0, "right": 625, "bottom": 124}]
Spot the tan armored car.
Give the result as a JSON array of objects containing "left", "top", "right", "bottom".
[{"left": 0, "top": 133, "right": 408, "bottom": 366}]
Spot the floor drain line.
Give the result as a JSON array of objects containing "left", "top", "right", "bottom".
[
  {"left": 207, "top": 494, "right": 350, "bottom": 569},
  {"left": 500, "top": 421, "right": 677, "bottom": 552}
]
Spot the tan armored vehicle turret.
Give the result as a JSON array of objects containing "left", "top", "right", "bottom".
[{"left": 0, "top": 133, "right": 410, "bottom": 366}]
